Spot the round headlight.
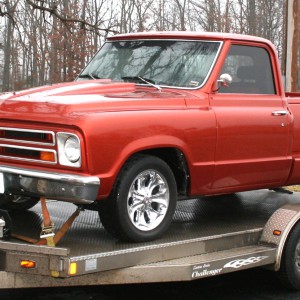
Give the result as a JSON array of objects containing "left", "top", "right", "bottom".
[{"left": 64, "top": 136, "right": 80, "bottom": 163}]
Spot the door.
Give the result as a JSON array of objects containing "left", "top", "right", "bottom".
[{"left": 210, "top": 44, "right": 292, "bottom": 192}]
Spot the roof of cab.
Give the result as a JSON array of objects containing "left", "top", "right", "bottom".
[{"left": 107, "top": 31, "right": 273, "bottom": 46}]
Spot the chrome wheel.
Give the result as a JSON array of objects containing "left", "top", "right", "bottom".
[
  {"left": 127, "top": 169, "right": 170, "bottom": 231},
  {"left": 98, "top": 154, "right": 177, "bottom": 242}
]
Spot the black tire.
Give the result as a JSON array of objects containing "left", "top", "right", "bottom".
[
  {"left": 278, "top": 221, "right": 300, "bottom": 290},
  {"left": 0, "top": 195, "right": 39, "bottom": 211},
  {"left": 98, "top": 154, "right": 177, "bottom": 242}
]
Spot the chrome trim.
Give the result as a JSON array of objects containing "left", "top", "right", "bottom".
[
  {"left": 0, "top": 143, "right": 57, "bottom": 164},
  {"left": 0, "top": 165, "right": 99, "bottom": 185},
  {"left": 0, "top": 165, "right": 100, "bottom": 204},
  {"left": 272, "top": 110, "right": 288, "bottom": 116},
  {"left": 0, "top": 127, "right": 55, "bottom": 146},
  {"left": 57, "top": 132, "right": 81, "bottom": 168}
]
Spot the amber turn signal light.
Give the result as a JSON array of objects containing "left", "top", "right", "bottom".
[
  {"left": 20, "top": 260, "right": 36, "bottom": 269},
  {"left": 40, "top": 151, "right": 55, "bottom": 162},
  {"left": 69, "top": 262, "right": 77, "bottom": 275},
  {"left": 273, "top": 230, "right": 282, "bottom": 236}
]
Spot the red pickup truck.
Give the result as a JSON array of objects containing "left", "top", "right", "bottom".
[{"left": 0, "top": 31, "right": 299, "bottom": 242}]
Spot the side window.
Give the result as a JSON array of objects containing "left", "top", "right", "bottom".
[{"left": 219, "top": 45, "right": 276, "bottom": 94}]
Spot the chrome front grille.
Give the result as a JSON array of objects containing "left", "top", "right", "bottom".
[
  {"left": 0, "top": 127, "right": 57, "bottom": 164},
  {"left": 0, "top": 127, "right": 55, "bottom": 145}
]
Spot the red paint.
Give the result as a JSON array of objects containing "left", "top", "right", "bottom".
[{"left": 0, "top": 32, "right": 299, "bottom": 201}]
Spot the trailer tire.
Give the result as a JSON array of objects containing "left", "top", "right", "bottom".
[
  {"left": 278, "top": 221, "right": 300, "bottom": 290},
  {"left": 98, "top": 154, "right": 177, "bottom": 242}
]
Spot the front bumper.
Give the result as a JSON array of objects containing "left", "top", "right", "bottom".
[{"left": 0, "top": 166, "right": 100, "bottom": 204}]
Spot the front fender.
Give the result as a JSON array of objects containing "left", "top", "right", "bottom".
[{"left": 93, "top": 134, "right": 190, "bottom": 198}]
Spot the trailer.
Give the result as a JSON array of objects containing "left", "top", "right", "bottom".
[{"left": 1, "top": 189, "right": 300, "bottom": 289}]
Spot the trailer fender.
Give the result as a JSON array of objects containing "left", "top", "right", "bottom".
[{"left": 260, "top": 204, "right": 300, "bottom": 271}]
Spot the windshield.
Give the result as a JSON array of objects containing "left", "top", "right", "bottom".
[{"left": 78, "top": 39, "right": 221, "bottom": 89}]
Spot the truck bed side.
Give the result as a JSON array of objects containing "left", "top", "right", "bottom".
[{"left": 285, "top": 93, "right": 300, "bottom": 185}]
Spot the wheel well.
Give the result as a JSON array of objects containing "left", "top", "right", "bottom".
[{"left": 138, "top": 148, "right": 190, "bottom": 198}]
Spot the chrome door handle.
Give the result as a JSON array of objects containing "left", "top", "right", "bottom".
[{"left": 272, "top": 110, "right": 288, "bottom": 116}]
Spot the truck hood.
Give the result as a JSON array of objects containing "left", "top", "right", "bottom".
[{"left": 0, "top": 80, "right": 188, "bottom": 125}]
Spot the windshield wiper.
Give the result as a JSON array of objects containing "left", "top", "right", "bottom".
[
  {"left": 122, "top": 76, "right": 161, "bottom": 92},
  {"left": 78, "top": 73, "right": 102, "bottom": 80}
]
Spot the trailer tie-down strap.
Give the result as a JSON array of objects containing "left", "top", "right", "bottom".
[
  {"left": 12, "top": 197, "right": 82, "bottom": 247},
  {"left": 39, "top": 196, "right": 55, "bottom": 246},
  {"left": 38, "top": 197, "right": 82, "bottom": 246}
]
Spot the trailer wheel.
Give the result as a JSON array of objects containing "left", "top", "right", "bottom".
[
  {"left": 0, "top": 195, "right": 39, "bottom": 211},
  {"left": 98, "top": 154, "right": 177, "bottom": 242},
  {"left": 278, "top": 222, "right": 300, "bottom": 290}
]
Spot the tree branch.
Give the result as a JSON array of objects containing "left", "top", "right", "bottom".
[{"left": 25, "top": 0, "right": 118, "bottom": 34}]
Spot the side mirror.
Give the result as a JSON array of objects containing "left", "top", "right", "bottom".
[{"left": 217, "top": 73, "right": 232, "bottom": 88}]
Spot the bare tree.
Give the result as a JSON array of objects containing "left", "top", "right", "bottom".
[
  {"left": 2, "top": 1, "right": 19, "bottom": 91},
  {"left": 119, "top": 0, "right": 135, "bottom": 33},
  {"left": 174, "top": 0, "right": 187, "bottom": 30},
  {"left": 190, "top": 0, "right": 233, "bottom": 32},
  {"left": 0, "top": 0, "right": 295, "bottom": 92}
]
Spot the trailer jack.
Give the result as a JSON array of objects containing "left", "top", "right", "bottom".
[{"left": 12, "top": 197, "right": 83, "bottom": 247}]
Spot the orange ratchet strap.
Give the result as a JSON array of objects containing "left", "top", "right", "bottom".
[
  {"left": 11, "top": 196, "right": 82, "bottom": 247},
  {"left": 39, "top": 196, "right": 55, "bottom": 246}
]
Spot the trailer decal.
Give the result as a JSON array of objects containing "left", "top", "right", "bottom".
[
  {"left": 85, "top": 258, "right": 97, "bottom": 272},
  {"left": 223, "top": 256, "right": 269, "bottom": 269},
  {"left": 192, "top": 267, "right": 223, "bottom": 278}
]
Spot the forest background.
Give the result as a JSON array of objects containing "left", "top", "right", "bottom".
[{"left": 0, "top": 0, "right": 298, "bottom": 92}]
